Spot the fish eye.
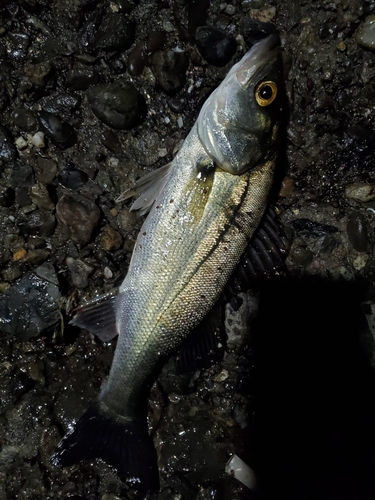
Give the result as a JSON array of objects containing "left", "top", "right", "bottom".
[{"left": 255, "top": 81, "right": 278, "bottom": 107}]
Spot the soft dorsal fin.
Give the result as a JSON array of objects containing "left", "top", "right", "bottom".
[
  {"left": 116, "top": 162, "right": 172, "bottom": 215},
  {"left": 69, "top": 290, "right": 119, "bottom": 341}
]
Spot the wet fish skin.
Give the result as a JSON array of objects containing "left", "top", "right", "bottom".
[{"left": 52, "top": 34, "right": 284, "bottom": 493}]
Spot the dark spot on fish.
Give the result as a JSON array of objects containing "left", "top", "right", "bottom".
[
  {"left": 201, "top": 294, "right": 206, "bottom": 299},
  {"left": 143, "top": 232, "right": 146, "bottom": 236},
  {"left": 156, "top": 205, "right": 160, "bottom": 209},
  {"left": 139, "top": 244, "right": 142, "bottom": 249},
  {"left": 170, "top": 199, "right": 174, "bottom": 203},
  {"left": 203, "top": 188, "right": 208, "bottom": 194}
]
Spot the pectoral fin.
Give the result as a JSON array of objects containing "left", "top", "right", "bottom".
[{"left": 116, "top": 162, "right": 172, "bottom": 215}]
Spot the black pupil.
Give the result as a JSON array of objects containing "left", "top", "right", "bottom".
[{"left": 260, "top": 85, "right": 273, "bottom": 100}]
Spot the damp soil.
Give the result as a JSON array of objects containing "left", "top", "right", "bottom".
[{"left": 1, "top": 1, "right": 375, "bottom": 499}]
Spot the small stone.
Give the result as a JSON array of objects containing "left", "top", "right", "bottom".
[
  {"left": 13, "top": 248, "right": 27, "bottom": 261},
  {"left": 353, "top": 253, "right": 368, "bottom": 270},
  {"left": 31, "top": 131, "right": 45, "bottom": 148},
  {"left": 337, "top": 41, "right": 346, "bottom": 52},
  {"left": 38, "top": 111, "right": 77, "bottom": 149},
  {"left": 347, "top": 211, "right": 369, "bottom": 252},
  {"left": 104, "top": 267, "right": 113, "bottom": 279},
  {"left": 88, "top": 82, "right": 147, "bottom": 130},
  {"left": 36, "top": 157, "right": 57, "bottom": 184},
  {"left": 128, "top": 131, "right": 161, "bottom": 166},
  {"left": 56, "top": 194, "right": 101, "bottom": 245},
  {"left": 57, "top": 167, "right": 89, "bottom": 189},
  {"left": 18, "top": 210, "right": 56, "bottom": 237},
  {"left": 24, "top": 60, "right": 53, "bottom": 87},
  {"left": 99, "top": 225, "right": 123, "bottom": 252},
  {"left": 152, "top": 49, "right": 189, "bottom": 94},
  {"left": 39, "top": 426, "right": 61, "bottom": 469},
  {"left": 279, "top": 177, "right": 295, "bottom": 197},
  {"left": 66, "top": 66, "right": 99, "bottom": 90},
  {"left": 290, "top": 245, "right": 314, "bottom": 266},
  {"left": 345, "top": 183, "right": 375, "bottom": 202},
  {"left": 94, "top": 12, "right": 135, "bottom": 51},
  {"left": 20, "top": 249, "right": 51, "bottom": 265},
  {"left": 100, "top": 129, "right": 122, "bottom": 152},
  {"left": 195, "top": 26, "right": 237, "bottom": 67},
  {"left": 250, "top": 6, "right": 276, "bottom": 23},
  {"left": 15, "top": 136, "right": 28, "bottom": 150},
  {"left": 30, "top": 182, "right": 55, "bottom": 210},
  {"left": 12, "top": 108, "right": 38, "bottom": 132},
  {"left": 117, "top": 207, "right": 140, "bottom": 234},
  {"left": 356, "top": 15, "right": 375, "bottom": 52},
  {"left": 214, "top": 369, "right": 229, "bottom": 382},
  {"left": 241, "top": 17, "right": 276, "bottom": 46},
  {"left": 66, "top": 257, "right": 94, "bottom": 289}
]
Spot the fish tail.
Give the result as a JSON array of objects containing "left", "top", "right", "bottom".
[{"left": 51, "top": 402, "right": 159, "bottom": 494}]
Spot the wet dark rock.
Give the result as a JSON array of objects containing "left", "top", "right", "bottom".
[
  {"left": 24, "top": 60, "right": 53, "bottom": 87},
  {"left": 66, "top": 257, "right": 94, "bottom": 289},
  {"left": 15, "top": 187, "right": 32, "bottom": 207},
  {"left": 168, "top": 96, "right": 185, "bottom": 113},
  {"left": 0, "top": 126, "right": 17, "bottom": 163},
  {"left": 10, "top": 162, "right": 34, "bottom": 188},
  {"left": 152, "top": 49, "right": 189, "bottom": 94},
  {"left": 128, "top": 43, "right": 147, "bottom": 76},
  {"left": 38, "top": 111, "right": 77, "bottom": 149},
  {"left": 20, "top": 249, "right": 51, "bottom": 265},
  {"left": 100, "top": 129, "right": 122, "bottom": 153},
  {"left": 129, "top": 130, "right": 161, "bottom": 166},
  {"left": 35, "top": 157, "right": 57, "bottom": 184},
  {"left": 309, "top": 234, "right": 338, "bottom": 259},
  {"left": 10, "top": 370, "right": 35, "bottom": 400},
  {"left": 99, "top": 225, "right": 123, "bottom": 252},
  {"left": 241, "top": 17, "right": 277, "bottom": 46},
  {"left": 347, "top": 211, "right": 369, "bottom": 252},
  {"left": 290, "top": 246, "right": 314, "bottom": 266},
  {"left": 0, "top": 186, "right": 15, "bottom": 207},
  {"left": 12, "top": 108, "right": 38, "bottom": 132},
  {"left": 18, "top": 210, "right": 56, "bottom": 237},
  {"left": 66, "top": 66, "right": 99, "bottom": 90},
  {"left": 290, "top": 218, "right": 338, "bottom": 238},
  {"left": 94, "top": 12, "right": 135, "bottom": 52},
  {"left": 56, "top": 194, "right": 101, "bottom": 245},
  {"left": 88, "top": 82, "right": 146, "bottom": 129},
  {"left": 30, "top": 182, "right": 55, "bottom": 210},
  {"left": 7, "top": 32, "right": 30, "bottom": 60},
  {"left": 0, "top": 263, "right": 61, "bottom": 340},
  {"left": 195, "top": 26, "right": 237, "bottom": 67},
  {"left": 356, "top": 15, "right": 375, "bottom": 52},
  {"left": 57, "top": 167, "right": 89, "bottom": 189}
]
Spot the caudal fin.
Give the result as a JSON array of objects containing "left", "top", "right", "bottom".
[{"left": 51, "top": 402, "right": 159, "bottom": 494}]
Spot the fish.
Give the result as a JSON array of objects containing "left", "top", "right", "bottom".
[{"left": 51, "top": 34, "right": 285, "bottom": 494}]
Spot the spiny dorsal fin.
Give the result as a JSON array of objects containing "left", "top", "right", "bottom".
[
  {"left": 116, "top": 162, "right": 172, "bottom": 215},
  {"left": 69, "top": 290, "right": 119, "bottom": 341}
]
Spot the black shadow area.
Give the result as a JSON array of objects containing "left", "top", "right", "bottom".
[{"left": 251, "top": 277, "right": 375, "bottom": 500}]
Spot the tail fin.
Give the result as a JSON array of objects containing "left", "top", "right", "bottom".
[{"left": 51, "top": 402, "right": 159, "bottom": 494}]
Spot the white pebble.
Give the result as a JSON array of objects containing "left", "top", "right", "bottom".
[
  {"left": 104, "top": 267, "right": 113, "bottom": 279},
  {"left": 225, "top": 454, "right": 256, "bottom": 490},
  {"left": 31, "top": 131, "right": 45, "bottom": 148},
  {"left": 15, "top": 137, "right": 28, "bottom": 150},
  {"left": 108, "top": 157, "right": 119, "bottom": 168},
  {"left": 177, "top": 116, "right": 183, "bottom": 128}
]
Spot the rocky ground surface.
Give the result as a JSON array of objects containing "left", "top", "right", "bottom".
[{"left": 1, "top": 0, "right": 375, "bottom": 499}]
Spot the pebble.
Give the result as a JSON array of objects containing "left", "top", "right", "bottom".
[
  {"left": 7, "top": 32, "right": 30, "bottom": 60},
  {"left": 31, "top": 131, "right": 45, "bottom": 148},
  {"left": 0, "top": 263, "right": 61, "bottom": 340},
  {"left": 66, "top": 65, "right": 99, "bottom": 90},
  {"left": 15, "top": 137, "right": 28, "bottom": 150},
  {"left": 30, "top": 182, "right": 55, "bottom": 210},
  {"left": 0, "top": 126, "right": 17, "bottom": 163},
  {"left": 356, "top": 15, "right": 375, "bottom": 51},
  {"left": 88, "top": 82, "right": 147, "bottom": 129},
  {"left": 18, "top": 210, "right": 56, "bottom": 237},
  {"left": 240, "top": 17, "right": 277, "bottom": 46},
  {"left": 128, "top": 131, "right": 161, "bottom": 166},
  {"left": 347, "top": 211, "right": 369, "bottom": 252},
  {"left": 57, "top": 167, "right": 89, "bottom": 189},
  {"left": 152, "top": 49, "right": 189, "bottom": 94},
  {"left": 10, "top": 162, "right": 34, "bottom": 188},
  {"left": 100, "top": 129, "right": 122, "bottom": 152},
  {"left": 345, "top": 182, "right": 375, "bottom": 203},
  {"left": 35, "top": 157, "right": 57, "bottom": 184},
  {"left": 10, "top": 370, "right": 35, "bottom": 400},
  {"left": 37, "top": 111, "right": 77, "bottom": 149},
  {"left": 45, "top": 93, "right": 81, "bottom": 113},
  {"left": 24, "top": 60, "right": 53, "bottom": 87},
  {"left": 195, "top": 26, "right": 237, "bottom": 67},
  {"left": 94, "top": 12, "right": 135, "bottom": 51},
  {"left": 99, "top": 225, "right": 123, "bottom": 252},
  {"left": 279, "top": 177, "right": 295, "bottom": 197},
  {"left": 38, "top": 426, "right": 61, "bottom": 469},
  {"left": 66, "top": 257, "right": 94, "bottom": 289},
  {"left": 12, "top": 108, "right": 38, "bottom": 132},
  {"left": 19, "top": 249, "right": 50, "bottom": 265},
  {"left": 290, "top": 245, "right": 314, "bottom": 266},
  {"left": 56, "top": 194, "right": 101, "bottom": 245},
  {"left": 117, "top": 207, "right": 140, "bottom": 234}
]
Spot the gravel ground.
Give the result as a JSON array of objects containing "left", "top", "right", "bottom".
[{"left": 1, "top": 0, "right": 375, "bottom": 499}]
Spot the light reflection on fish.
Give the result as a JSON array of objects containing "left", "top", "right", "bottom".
[{"left": 52, "top": 34, "right": 284, "bottom": 494}]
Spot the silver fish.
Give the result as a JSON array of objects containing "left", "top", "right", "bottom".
[{"left": 52, "top": 34, "right": 284, "bottom": 493}]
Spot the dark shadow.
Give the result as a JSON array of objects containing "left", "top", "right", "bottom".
[{"left": 249, "top": 277, "right": 375, "bottom": 500}]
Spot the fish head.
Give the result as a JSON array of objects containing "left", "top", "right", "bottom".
[{"left": 197, "top": 34, "right": 284, "bottom": 175}]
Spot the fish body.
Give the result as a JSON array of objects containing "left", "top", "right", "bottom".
[{"left": 53, "top": 34, "right": 284, "bottom": 493}]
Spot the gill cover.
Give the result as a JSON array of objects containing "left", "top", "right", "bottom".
[{"left": 197, "top": 34, "right": 283, "bottom": 175}]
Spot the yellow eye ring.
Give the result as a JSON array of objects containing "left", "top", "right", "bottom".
[{"left": 255, "top": 81, "right": 278, "bottom": 107}]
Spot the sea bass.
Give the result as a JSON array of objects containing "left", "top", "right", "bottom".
[{"left": 52, "top": 34, "right": 284, "bottom": 493}]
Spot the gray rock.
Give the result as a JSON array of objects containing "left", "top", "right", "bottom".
[
  {"left": 56, "top": 194, "right": 101, "bottom": 245},
  {"left": 37, "top": 110, "right": 77, "bottom": 149},
  {"left": 94, "top": 12, "right": 135, "bottom": 51},
  {"left": 88, "top": 82, "right": 146, "bottom": 129},
  {"left": 347, "top": 211, "right": 369, "bottom": 252},
  {"left": 0, "top": 263, "right": 61, "bottom": 340},
  {"left": 356, "top": 15, "right": 375, "bottom": 51},
  {"left": 152, "top": 49, "right": 189, "bottom": 94},
  {"left": 12, "top": 108, "right": 38, "bottom": 132},
  {"left": 35, "top": 157, "right": 58, "bottom": 184},
  {"left": 66, "top": 257, "right": 94, "bottom": 289},
  {"left": 0, "top": 126, "right": 17, "bottom": 163}
]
